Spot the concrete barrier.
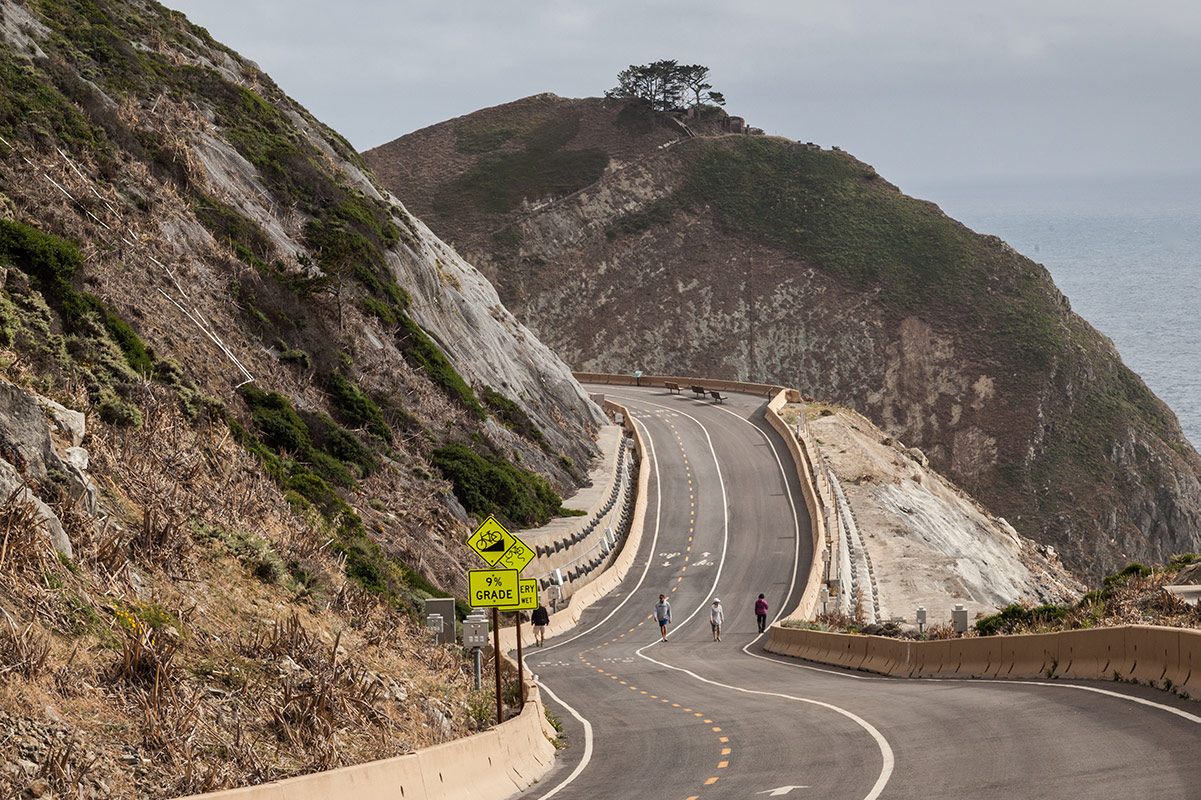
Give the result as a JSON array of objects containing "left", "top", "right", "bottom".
[
  {"left": 180, "top": 683, "right": 555, "bottom": 800},
  {"left": 573, "top": 372, "right": 795, "bottom": 399},
  {"left": 764, "top": 390, "right": 828, "bottom": 623},
  {"left": 1057, "top": 628, "right": 1116, "bottom": 680},
  {"left": 1126, "top": 625, "right": 1177, "bottom": 685},
  {"left": 1175, "top": 629, "right": 1201, "bottom": 691},
  {"left": 766, "top": 623, "right": 1201, "bottom": 698}
]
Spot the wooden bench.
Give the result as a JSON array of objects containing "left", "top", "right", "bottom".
[
  {"left": 709, "top": 390, "right": 727, "bottom": 404},
  {"left": 664, "top": 381, "right": 682, "bottom": 394},
  {"left": 690, "top": 385, "right": 707, "bottom": 399}
]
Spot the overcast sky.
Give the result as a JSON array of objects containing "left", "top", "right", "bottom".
[{"left": 166, "top": 0, "right": 1201, "bottom": 191}]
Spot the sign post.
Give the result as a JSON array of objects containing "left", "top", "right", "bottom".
[
  {"left": 499, "top": 579, "right": 539, "bottom": 708},
  {"left": 467, "top": 515, "right": 536, "bottom": 722}
]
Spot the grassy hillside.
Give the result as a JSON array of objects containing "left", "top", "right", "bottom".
[{"left": 0, "top": 1, "right": 596, "bottom": 795}]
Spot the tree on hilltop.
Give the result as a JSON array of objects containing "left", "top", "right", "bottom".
[{"left": 606, "top": 61, "right": 726, "bottom": 112}]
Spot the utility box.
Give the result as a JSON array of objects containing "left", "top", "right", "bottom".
[
  {"left": 424, "top": 597, "right": 457, "bottom": 645},
  {"left": 951, "top": 604, "right": 969, "bottom": 634},
  {"left": 463, "top": 614, "right": 490, "bottom": 648}
]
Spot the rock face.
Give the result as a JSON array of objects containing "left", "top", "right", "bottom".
[
  {"left": 0, "top": 378, "right": 94, "bottom": 558},
  {"left": 805, "top": 404, "right": 1083, "bottom": 620},
  {"left": 366, "top": 95, "right": 1201, "bottom": 580}
]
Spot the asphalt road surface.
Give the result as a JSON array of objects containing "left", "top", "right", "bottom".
[{"left": 517, "top": 385, "right": 1201, "bottom": 800}]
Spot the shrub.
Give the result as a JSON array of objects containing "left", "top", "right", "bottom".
[
  {"left": 396, "top": 315, "right": 484, "bottom": 417},
  {"left": 431, "top": 442, "right": 563, "bottom": 527},
  {"left": 974, "top": 603, "right": 1069, "bottom": 636},
  {"left": 481, "top": 386, "right": 546, "bottom": 448},
  {"left": 326, "top": 371, "right": 391, "bottom": 442}
]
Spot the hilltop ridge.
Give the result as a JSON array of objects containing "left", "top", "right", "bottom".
[{"left": 365, "top": 94, "right": 1201, "bottom": 580}]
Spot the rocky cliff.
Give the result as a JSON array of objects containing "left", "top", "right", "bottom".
[{"left": 366, "top": 94, "right": 1201, "bottom": 580}]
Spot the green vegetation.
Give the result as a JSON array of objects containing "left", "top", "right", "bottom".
[
  {"left": 192, "top": 194, "right": 275, "bottom": 270},
  {"left": 606, "top": 199, "right": 676, "bottom": 240},
  {"left": 239, "top": 385, "right": 375, "bottom": 486},
  {"left": 229, "top": 392, "right": 449, "bottom": 613},
  {"left": 396, "top": 315, "right": 485, "bottom": 418},
  {"left": 437, "top": 110, "right": 607, "bottom": 216},
  {"left": 0, "top": 219, "right": 165, "bottom": 424},
  {"left": 431, "top": 442, "right": 564, "bottom": 528},
  {"left": 682, "top": 137, "right": 977, "bottom": 309},
  {"left": 326, "top": 371, "right": 392, "bottom": 442},
  {"left": 456, "top": 123, "right": 519, "bottom": 154},
  {"left": 0, "top": 47, "right": 100, "bottom": 152},
  {"left": 481, "top": 386, "right": 548, "bottom": 450},
  {"left": 672, "top": 137, "right": 1089, "bottom": 392},
  {"left": 974, "top": 604, "right": 1069, "bottom": 636}
]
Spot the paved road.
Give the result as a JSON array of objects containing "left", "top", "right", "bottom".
[{"left": 519, "top": 385, "right": 1201, "bottom": 800}]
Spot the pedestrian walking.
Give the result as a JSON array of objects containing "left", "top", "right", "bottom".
[
  {"left": 710, "top": 598, "right": 724, "bottom": 641},
  {"left": 755, "top": 593, "right": 769, "bottom": 633},
  {"left": 531, "top": 603, "right": 549, "bottom": 646},
  {"left": 654, "top": 594, "right": 672, "bottom": 641}
]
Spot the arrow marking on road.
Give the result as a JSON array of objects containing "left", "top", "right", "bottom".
[{"left": 758, "top": 788, "right": 809, "bottom": 797}]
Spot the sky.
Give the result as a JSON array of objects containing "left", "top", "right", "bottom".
[{"left": 165, "top": 0, "right": 1201, "bottom": 191}]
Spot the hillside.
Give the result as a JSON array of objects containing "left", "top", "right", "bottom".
[
  {"left": 365, "top": 94, "right": 1201, "bottom": 581},
  {"left": 0, "top": 2, "right": 605, "bottom": 796}
]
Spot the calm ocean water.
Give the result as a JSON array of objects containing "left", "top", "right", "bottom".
[{"left": 909, "top": 174, "right": 1201, "bottom": 448}]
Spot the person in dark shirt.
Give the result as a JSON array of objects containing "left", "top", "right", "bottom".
[
  {"left": 532, "top": 603, "right": 550, "bottom": 646},
  {"left": 755, "top": 593, "right": 769, "bottom": 634}
]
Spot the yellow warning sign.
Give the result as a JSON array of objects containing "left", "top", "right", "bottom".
[
  {"left": 466, "top": 515, "right": 511, "bottom": 566},
  {"left": 499, "top": 579, "right": 539, "bottom": 612},
  {"left": 497, "top": 535, "right": 535, "bottom": 573},
  {"left": 468, "top": 569, "right": 520, "bottom": 608}
]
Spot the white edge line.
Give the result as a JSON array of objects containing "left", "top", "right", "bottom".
[{"left": 529, "top": 680, "right": 594, "bottom": 800}]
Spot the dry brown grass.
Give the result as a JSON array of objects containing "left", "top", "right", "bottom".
[{"left": 0, "top": 612, "right": 50, "bottom": 679}]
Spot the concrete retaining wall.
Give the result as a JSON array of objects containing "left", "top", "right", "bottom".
[
  {"left": 178, "top": 683, "right": 557, "bottom": 800},
  {"left": 764, "top": 391, "right": 827, "bottom": 622},
  {"left": 765, "top": 624, "right": 1201, "bottom": 692}
]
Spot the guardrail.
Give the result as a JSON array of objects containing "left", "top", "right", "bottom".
[
  {"left": 502, "top": 398, "right": 651, "bottom": 651},
  {"left": 765, "top": 624, "right": 1201, "bottom": 693}
]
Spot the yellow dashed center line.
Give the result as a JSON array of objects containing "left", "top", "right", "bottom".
[{"left": 576, "top": 434, "right": 729, "bottom": 800}]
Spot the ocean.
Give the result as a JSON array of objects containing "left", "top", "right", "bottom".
[{"left": 908, "top": 174, "right": 1201, "bottom": 449}]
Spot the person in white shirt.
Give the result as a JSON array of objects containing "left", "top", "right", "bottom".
[
  {"left": 709, "top": 598, "right": 724, "bottom": 641},
  {"left": 654, "top": 594, "right": 672, "bottom": 641}
]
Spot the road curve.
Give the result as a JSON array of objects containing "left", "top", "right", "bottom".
[{"left": 518, "top": 385, "right": 1201, "bottom": 800}]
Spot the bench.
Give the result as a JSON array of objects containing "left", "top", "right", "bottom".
[
  {"left": 690, "top": 385, "right": 707, "bottom": 399},
  {"left": 709, "top": 390, "right": 726, "bottom": 404},
  {"left": 664, "top": 381, "right": 682, "bottom": 394}
]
